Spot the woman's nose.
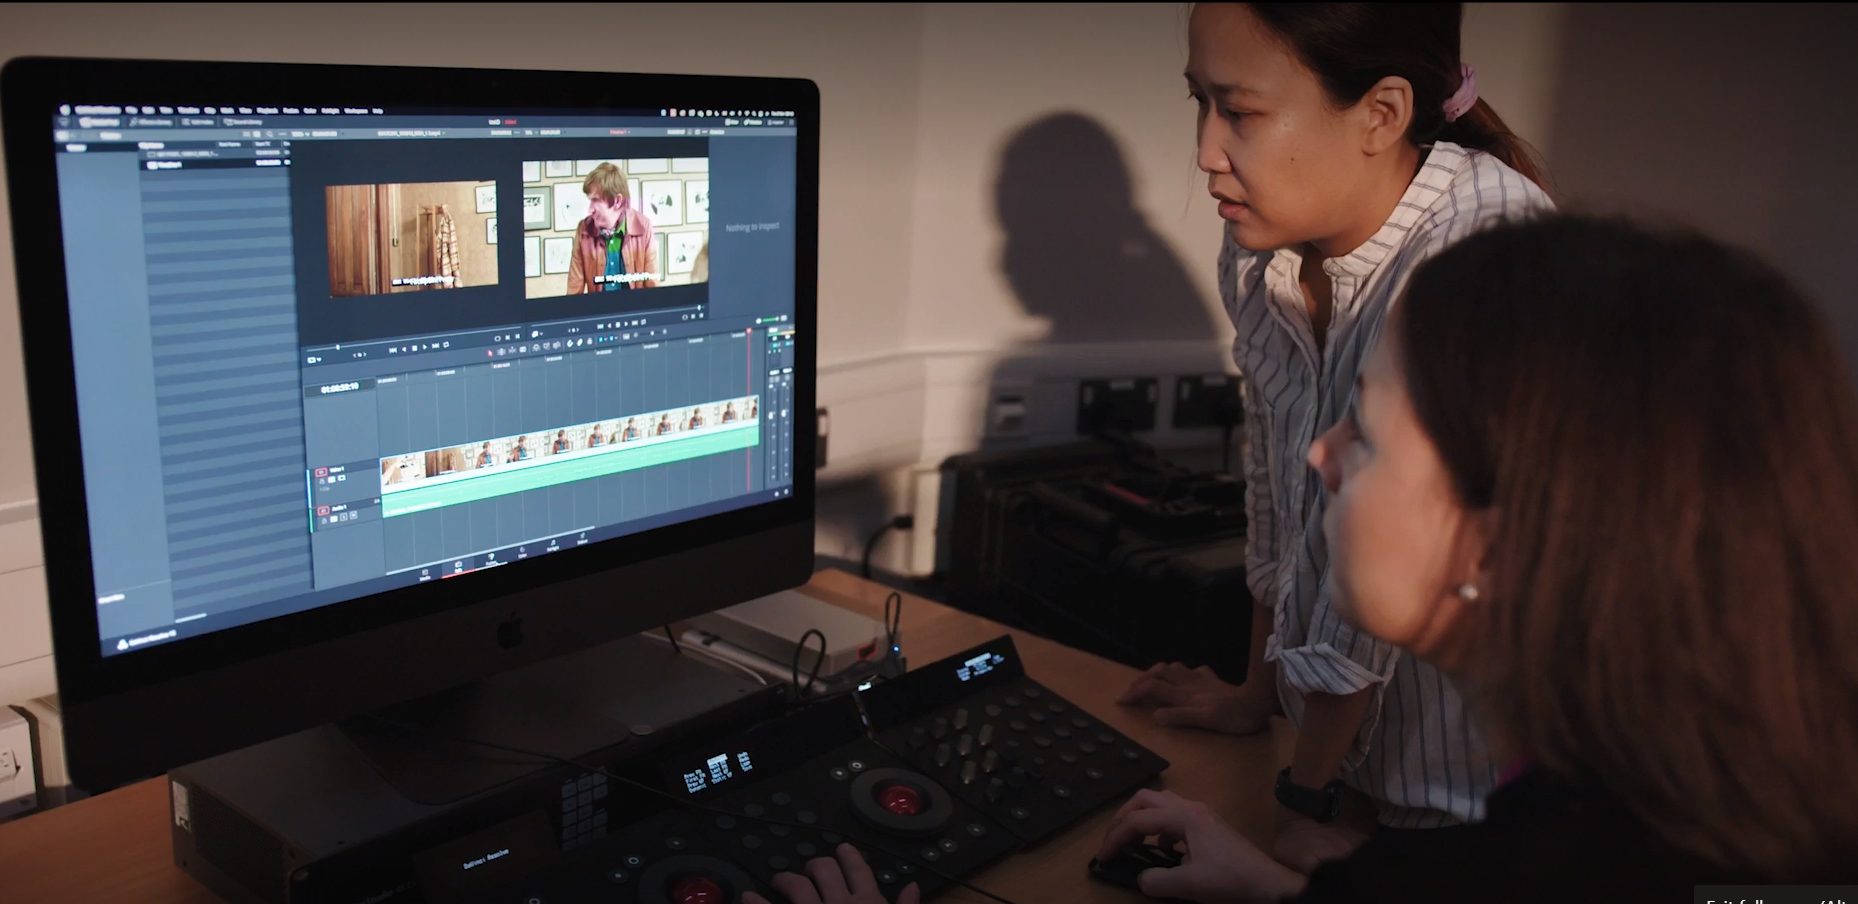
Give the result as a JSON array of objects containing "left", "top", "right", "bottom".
[
  {"left": 1196, "top": 119, "right": 1229, "bottom": 174},
  {"left": 1309, "top": 426, "right": 1345, "bottom": 495}
]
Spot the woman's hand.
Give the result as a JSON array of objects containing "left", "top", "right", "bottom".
[
  {"left": 740, "top": 843, "right": 919, "bottom": 904},
  {"left": 1118, "top": 663, "right": 1278, "bottom": 735},
  {"left": 1096, "top": 789, "right": 1307, "bottom": 904},
  {"left": 1272, "top": 814, "right": 1372, "bottom": 874}
]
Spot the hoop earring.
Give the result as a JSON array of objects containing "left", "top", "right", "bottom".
[{"left": 1457, "top": 583, "right": 1481, "bottom": 602}]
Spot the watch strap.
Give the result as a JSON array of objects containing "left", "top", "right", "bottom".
[{"left": 1275, "top": 767, "right": 1346, "bottom": 823}]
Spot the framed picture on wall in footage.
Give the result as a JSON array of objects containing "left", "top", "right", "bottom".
[
  {"left": 668, "top": 231, "right": 704, "bottom": 275},
  {"left": 686, "top": 180, "right": 709, "bottom": 224},
  {"left": 522, "top": 187, "right": 550, "bottom": 230},
  {"left": 474, "top": 183, "right": 496, "bottom": 214},
  {"left": 575, "top": 159, "right": 598, "bottom": 176},
  {"left": 672, "top": 157, "right": 708, "bottom": 173},
  {"left": 524, "top": 235, "right": 541, "bottom": 277},
  {"left": 652, "top": 232, "right": 666, "bottom": 281},
  {"left": 554, "top": 183, "right": 589, "bottom": 232},
  {"left": 642, "top": 180, "right": 682, "bottom": 227},
  {"left": 522, "top": 160, "right": 541, "bottom": 183},
  {"left": 487, "top": 217, "right": 498, "bottom": 244},
  {"left": 544, "top": 159, "right": 573, "bottom": 178},
  {"left": 627, "top": 158, "right": 670, "bottom": 174},
  {"left": 628, "top": 178, "right": 641, "bottom": 207},
  {"left": 542, "top": 236, "right": 573, "bottom": 274}
]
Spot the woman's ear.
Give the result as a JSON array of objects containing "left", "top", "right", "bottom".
[{"left": 1358, "top": 75, "right": 1414, "bottom": 156}]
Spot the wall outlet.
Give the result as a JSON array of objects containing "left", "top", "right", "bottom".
[
  {"left": 0, "top": 707, "right": 37, "bottom": 819},
  {"left": 1076, "top": 377, "right": 1158, "bottom": 434},
  {"left": 1172, "top": 374, "right": 1242, "bottom": 429}
]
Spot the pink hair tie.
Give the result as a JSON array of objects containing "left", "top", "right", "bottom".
[{"left": 1443, "top": 63, "right": 1478, "bottom": 123}]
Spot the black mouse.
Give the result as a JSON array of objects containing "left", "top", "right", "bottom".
[{"left": 1087, "top": 840, "right": 1186, "bottom": 893}]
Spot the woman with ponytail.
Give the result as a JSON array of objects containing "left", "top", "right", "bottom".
[{"left": 1117, "top": 0, "right": 1554, "bottom": 875}]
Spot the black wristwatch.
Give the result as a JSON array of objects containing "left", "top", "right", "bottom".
[{"left": 1275, "top": 767, "right": 1346, "bottom": 823}]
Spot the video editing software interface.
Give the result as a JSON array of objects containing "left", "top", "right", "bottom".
[{"left": 50, "top": 103, "right": 800, "bottom": 655}]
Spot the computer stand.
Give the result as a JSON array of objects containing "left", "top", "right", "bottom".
[{"left": 335, "top": 633, "right": 759, "bottom": 806}]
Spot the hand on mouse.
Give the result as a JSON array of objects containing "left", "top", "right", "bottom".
[
  {"left": 741, "top": 843, "right": 919, "bottom": 904},
  {"left": 1096, "top": 789, "right": 1307, "bottom": 904},
  {"left": 1118, "top": 663, "right": 1278, "bottom": 735}
]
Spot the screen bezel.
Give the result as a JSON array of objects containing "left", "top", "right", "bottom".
[{"left": 0, "top": 56, "right": 819, "bottom": 788}]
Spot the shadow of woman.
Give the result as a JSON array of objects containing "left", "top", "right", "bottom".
[{"left": 982, "top": 112, "right": 1226, "bottom": 447}]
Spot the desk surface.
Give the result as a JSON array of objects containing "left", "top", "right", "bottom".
[{"left": 0, "top": 569, "right": 1292, "bottom": 904}]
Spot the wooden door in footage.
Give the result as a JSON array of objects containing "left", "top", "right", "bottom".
[
  {"left": 326, "top": 184, "right": 378, "bottom": 297},
  {"left": 326, "top": 184, "right": 399, "bottom": 295}
]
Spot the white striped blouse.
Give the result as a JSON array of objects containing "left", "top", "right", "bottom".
[{"left": 1223, "top": 142, "right": 1554, "bottom": 828}]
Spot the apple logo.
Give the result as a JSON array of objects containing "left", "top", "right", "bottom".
[{"left": 496, "top": 612, "right": 524, "bottom": 650}]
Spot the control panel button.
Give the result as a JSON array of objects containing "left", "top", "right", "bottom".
[
  {"left": 606, "top": 869, "right": 629, "bottom": 885},
  {"left": 741, "top": 835, "right": 763, "bottom": 850},
  {"left": 768, "top": 856, "right": 790, "bottom": 870},
  {"left": 1023, "top": 686, "right": 1044, "bottom": 699},
  {"left": 1097, "top": 731, "right": 1116, "bottom": 745},
  {"left": 1053, "top": 726, "right": 1073, "bottom": 739},
  {"left": 742, "top": 804, "right": 765, "bottom": 818},
  {"left": 1003, "top": 695, "right": 1023, "bottom": 708},
  {"left": 665, "top": 836, "right": 689, "bottom": 851},
  {"left": 830, "top": 766, "right": 851, "bottom": 781},
  {"left": 1060, "top": 752, "right": 1079, "bottom": 765},
  {"left": 908, "top": 727, "right": 928, "bottom": 748},
  {"left": 985, "top": 777, "right": 1007, "bottom": 802},
  {"left": 671, "top": 877, "right": 724, "bottom": 904},
  {"left": 1078, "top": 741, "right": 1098, "bottom": 755},
  {"left": 919, "top": 847, "right": 941, "bottom": 863},
  {"left": 1008, "top": 720, "right": 1028, "bottom": 732},
  {"left": 982, "top": 750, "right": 1001, "bottom": 773},
  {"left": 1072, "top": 717, "right": 1091, "bottom": 729},
  {"left": 715, "top": 815, "right": 737, "bottom": 830},
  {"left": 624, "top": 855, "right": 645, "bottom": 868},
  {"left": 966, "top": 822, "right": 989, "bottom": 837},
  {"left": 797, "top": 811, "right": 819, "bottom": 825},
  {"left": 769, "top": 825, "right": 792, "bottom": 837},
  {"left": 877, "top": 871, "right": 899, "bottom": 885},
  {"left": 984, "top": 704, "right": 1003, "bottom": 717},
  {"left": 796, "top": 842, "right": 819, "bottom": 857},
  {"left": 1032, "top": 735, "right": 1052, "bottom": 748},
  {"left": 1048, "top": 702, "right": 1067, "bottom": 713},
  {"left": 1085, "top": 767, "right": 1106, "bottom": 781},
  {"left": 771, "top": 792, "right": 793, "bottom": 806},
  {"left": 848, "top": 759, "right": 868, "bottom": 773},
  {"left": 1053, "top": 784, "right": 1073, "bottom": 799},
  {"left": 1010, "top": 806, "right": 1031, "bottom": 820},
  {"left": 930, "top": 718, "right": 949, "bottom": 739},
  {"left": 1029, "top": 710, "right": 1048, "bottom": 724},
  {"left": 937, "top": 838, "right": 959, "bottom": 853},
  {"left": 1123, "top": 748, "right": 1142, "bottom": 761}
]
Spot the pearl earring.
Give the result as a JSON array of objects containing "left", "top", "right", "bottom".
[{"left": 1457, "top": 583, "right": 1481, "bottom": 601}]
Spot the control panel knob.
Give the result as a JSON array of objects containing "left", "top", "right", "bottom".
[
  {"left": 960, "top": 760, "right": 979, "bottom": 786},
  {"left": 930, "top": 717, "right": 949, "bottom": 740},
  {"left": 985, "top": 777, "right": 1008, "bottom": 802},
  {"left": 981, "top": 750, "right": 1000, "bottom": 774},
  {"left": 977, "top": 724, "right": 994, "bottom": 747},
  {"left": 934, "top": 743, "right": 952, "bottom": 767},
  {"left": 953, "top": 708, "right": 970, "bottom": 731},
  {"left": 878, "top": 784, "right": 925, "bottom": 816},
  {"left": 908, "top": 726, "right": 928, "bottom": 748},
  {"left": 670, "top": 877, "right": 725, "bottom": 904},
  {"left": 956, "top": 733, "right": 974, "bottom": 757}
]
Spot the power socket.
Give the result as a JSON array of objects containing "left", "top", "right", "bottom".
[{"left": 0, "top": 707, "right": 37, "bottom": 819}]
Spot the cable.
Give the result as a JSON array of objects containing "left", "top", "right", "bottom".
[
  {"left": 358, "top": 714, "right": 1025, "bottom": 904},
  {"left": 861, "top": 515, "right": 915, "bottom": 580},
  {"left": 664, "top": 625, "right": 683, "bottom": 655},
  {"left": 790, "top": 628, "right": 827, "bottom": 699},
  {"left": 881, "top": 591, "right": 902, "bottom": 657}
]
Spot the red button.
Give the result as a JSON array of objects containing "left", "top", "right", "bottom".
[
  {"left": 877, "top": 784, "right": 924, "bottom": 816},
  {"left": 671, "top": 876, "right": 724, "bottom": 904}
]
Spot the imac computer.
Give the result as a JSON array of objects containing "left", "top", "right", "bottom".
[{"left": 0, "top": 57, "right": 819, "bottom": 794}]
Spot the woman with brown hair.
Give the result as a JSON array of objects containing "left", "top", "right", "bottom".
[{"left": 1089, "top": 215, "right": 1858, "bottom": 900}]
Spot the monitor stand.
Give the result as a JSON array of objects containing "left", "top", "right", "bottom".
[{"left": 334, "top": 634, "right": 743, "bottom": 806}]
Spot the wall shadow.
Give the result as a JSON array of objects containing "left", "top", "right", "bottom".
[{"left": 985, "top": 112, "right": 1224, "bottom": 446}]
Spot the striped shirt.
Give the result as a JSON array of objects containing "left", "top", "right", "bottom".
[{"left": 1223, "top": 142, "right": 1554, "bottom": 828}]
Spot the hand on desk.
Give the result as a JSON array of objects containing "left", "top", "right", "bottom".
[
  {"left": 1272, "top": 812, "right": 1371, "bottom": 875},
  {"left": 1096, "top": 789, "right": 1307, "bottom": 904},
  {"left": 742, "top": 843, "right": 919, "bottom": 904},
  {"left": 1118, "top": 663, "right": 1278, "bottom": 735}
]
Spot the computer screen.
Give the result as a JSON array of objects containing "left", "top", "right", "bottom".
[{"left": 48, "top": 101, "right": 801, "bottom": 657}]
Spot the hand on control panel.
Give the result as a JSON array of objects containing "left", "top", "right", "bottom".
[
  {"left": 1117, "top": 663, "right": 1277, "bottom": 736},
  {"left": 742, "top": 843, "right": 920, "bottom": 904},
  {"left": 1096, "top": 789, "right": 1306, "bottom": 904}
]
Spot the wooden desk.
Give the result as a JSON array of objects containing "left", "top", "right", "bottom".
[{"left": 0, "top": 569, "right": 1294, "bottom": 903}]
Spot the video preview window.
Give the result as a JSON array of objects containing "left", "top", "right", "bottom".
[
  {"left": 521, "top": 157, "right": 711, "bottom": 299},
  {"left": 325, "top": 180, "right": 500, "bottom": 297}
]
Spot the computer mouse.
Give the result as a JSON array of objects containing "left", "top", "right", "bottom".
[{"left": 1086, "top": 840, "right": 1186, "bottom": 892}]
